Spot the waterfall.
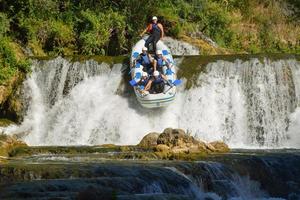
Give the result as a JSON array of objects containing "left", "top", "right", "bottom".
[
  {"left": 4, "top": 56, "right": 300, "bottom": 148},
  {"left": 2, "top": 153, "right": 298, "bottom": 199}
]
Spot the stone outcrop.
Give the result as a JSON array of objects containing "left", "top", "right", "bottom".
[
  {"left": 138, "top": 132, "right": 160, "bottom": 148},
  {"left": 0, "top": 134, "right": 27, "bottom": 159},
  {"left": 140, "top": 128, "right": 229, "bottom": 157},
  {"left": 0, "top": 71, "right": 25, "bottom": 122},
  {"left": 209, "top": 141, "right": 230, "bottom": 152}
]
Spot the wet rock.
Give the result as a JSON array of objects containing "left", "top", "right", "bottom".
[
  {"left": 163, "top": 37, "right": 199, "bottom": 55},
  {"left": 155, "top": 144, "right": 170, "bottom": 152},
  {"left": 153, "top": 128, "right": 230, "bottom": 158},
  {"left": 0, "top": 134, "right": 27, "bottom": 159},
  {"left": 0, "top": 119, "right": 15, "bottom": 127},
  {"left": 99, "top": 144, "right": 117, "bottom": 148},
  {"left": 157, "top": 128, "right": 199, "bottom": 148},
  {"left": 77, "top": 186, "right": 116, "bottom": 200},
  {"left": 138, "top": 132, "right": 160, "bottom": 148},
  {"left": 0, "top": 71, "right": 26, "bottom": 123},
  {"left": 209, "top": 141, "right": 230, "bottom": 153}
]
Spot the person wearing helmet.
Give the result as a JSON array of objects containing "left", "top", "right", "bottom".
[
  {"left": 135, "top": 47, "right": 154, "bottom": 74},
  {"left": 137, "top": 71, "right": 150, "bottom": 94},
  {"left": 140, "top": 16, "right": 164, "bottom": 53},
  {"left": 138, "top": 72, "right": 150, "bottom": 87},
  {"left": 144, "top": 70, "right": 167, "bottom": 94},
  {"left": 153, "top": 49, "right": 170, "bottom": 73}
]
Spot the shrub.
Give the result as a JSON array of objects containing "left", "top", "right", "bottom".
[
  {"left": 0, "top": 37, "right": 30, "bottom": 84},
  {"left": 78, "top": 10, "right": 126, "bottom": 55},
  {"left": 0, "top": 13, "right": 10, "bottom": 37}
]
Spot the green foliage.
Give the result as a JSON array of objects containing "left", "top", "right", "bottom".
[
  {"left": 0, "top": 0, "right": 298, "bottom": 59},
  {"left": 0, "top": 37, "right": 30, "bottom": 84},
  {"left": 0, "top": 13, "right": 10, "bottom": 37},
  {"left": 78, "top": 10, "right": 126, "bottom": 55}
]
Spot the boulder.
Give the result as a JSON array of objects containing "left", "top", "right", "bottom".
[
  {"left": 209, "top": 141, "right": 230, "bottom": 153},
  {"left": 155, "top": 144, "right": 170, "bottom": 152},
  {"left": 138, "top": 132, "right": 160, "bottom": 148},
  {"left": 157, "top": 128, "right": 199, "bottom": 148},
  {"left": 138, "top": 128, "right": 230, "bottom": 160}
]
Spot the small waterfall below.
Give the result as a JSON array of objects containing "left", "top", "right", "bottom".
[
  {"left": 4, "top": 55, "right": 300, "bottom": 148},
  {"left": 1, "top": 152, "right": 299, "bottom": 199}
]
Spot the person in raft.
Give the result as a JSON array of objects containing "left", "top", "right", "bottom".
[
  {"left": 135, "top": 47, "right": 154, "bottom": 75},
  {"left": 140, "top": 16, "right": 164, "bottom": 53},
  {"left": 144, "top": 70, "right": 168, "bottom": 94},
  {"left": 153, "top": 49, "right": 170, "bottom": 74}
]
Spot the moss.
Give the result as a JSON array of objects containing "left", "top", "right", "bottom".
[
  {"left": 28, "top": 41, "right": 47, "bottom": 57},
  {"left": 0, "top": 134, "right": 27, "bottom": 158},
  {"left": 0, "top": 119, "right": 15, "bottom": 127},
  {"left": 180, "top": 35, "right": 229, "bottom": 55},
  {"left": 178, "top": 53, "right": 300, "bottom": 89}
]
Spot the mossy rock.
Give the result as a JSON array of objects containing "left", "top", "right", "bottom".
[
  {"left": 209, "top": 141, "right": 230, "bottom": 153},
  {"left": 0, "top": 118, "right": 15, "bottom": 127},
  {"left": 0, "top": 134, "right": 27, "bottom": 158},
  {"left": 138, "top": 132, "right": 160, "bottom": 148}
]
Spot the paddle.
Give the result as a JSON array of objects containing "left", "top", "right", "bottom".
[
  {"left": 129, "top": 79, "right": 137, "bottom": 87},
  {"left": 163, "top": 79, "right": 182, "bottom": 94},
  {"left": 172, "top": 79, "right": 182, "bottom": 86}
]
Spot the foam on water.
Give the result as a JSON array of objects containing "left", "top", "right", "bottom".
[{"left": 3, "top": 56, "right": 300, "bottom": 148}]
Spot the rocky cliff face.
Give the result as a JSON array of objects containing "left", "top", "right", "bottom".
[{"left": 0, "top": 71, "right": 25, "bottom": 123}]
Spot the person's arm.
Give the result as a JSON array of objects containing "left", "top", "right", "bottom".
[
  {"left": 133, "top": 55, "right": 141, "bottom": 66},
  {"left": 158, "top": 23, "right": 164, "bottom": 38},
  {"left": 161, "top": 74, "right": 173, "bottom": 86},
  {"left": 153, "top": 60, "right": 157, "bottom": 72},
  {"left": 140, "top": 24, "right": 151, "bottom": 37},
  {"left": 148, "top": 54, "right": 154, "bottom": 64},
  {"left": 162, "top": 57, "right": 171, "bottom": 68},
  {"left": 144, "top": 79, "right": 153, "bottom": 91},
  {"left": 161, "top": 74, "right": 168, "bottom": 81}
]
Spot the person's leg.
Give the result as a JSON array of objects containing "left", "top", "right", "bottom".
[
  {"left": 146, "top": 64, "right": 153, "bottom": 75},
  {"left": 157, "top": 82, "right": 164, "bottom": 93},
  {"left": 145, "top": 35, "right": 154, "bottom": 50},
  {"left": 153, "top": 34, "right": 160, "bottom": 53}
]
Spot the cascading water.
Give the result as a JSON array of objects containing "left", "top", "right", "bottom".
[
  {"left": 2, "top": 152, "right": 299, "bottom": 199},
  {"left": 5, "top": 56, "right": 300, "bottom": 148}
]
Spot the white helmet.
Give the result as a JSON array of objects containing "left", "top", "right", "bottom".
[
  {"left": 142, "top": 72, "right": 148, "bottom": 77},
  {"left": 156, "top": 50, "right": 162, "bottom": 55},
  {"left": 153, "top": 70, "right": 160, "bottom": 76},
  {"left": 142, "top": 47, "right": 148, "bottom": 51},
  {"left": 152, "top": 16, "right": 158, "bottom": 20}
]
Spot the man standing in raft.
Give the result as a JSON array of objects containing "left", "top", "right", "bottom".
[{"left": 140, "top": 16, "right": 164, "bottom": 53}]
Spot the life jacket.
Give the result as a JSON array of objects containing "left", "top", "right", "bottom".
[
  {"left": 152, "top": 23, "right": 161, "bottom": 34},
  {"left": 139, "top": 53, "right": 151, "bottom": 66},
  {"left": 148, "top": 23, "right": 161, "bottom": 34},
  {"left": 155, "top": 56, "right": 166, "bottom": 69},
  {"left": 152, "top": 75, "right": 164, "bottom": 84}
]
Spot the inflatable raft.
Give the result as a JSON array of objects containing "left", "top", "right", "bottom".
[{"left": 130, "top": 37, "right": 178, "bottom": 108}]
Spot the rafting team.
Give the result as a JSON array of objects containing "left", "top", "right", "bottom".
[{"left": 134, "top": 16, "right": 172, "bottom": 94}]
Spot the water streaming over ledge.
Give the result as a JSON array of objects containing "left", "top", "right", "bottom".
[
  {"left": 5, "top": 55, "right": 300, "bottom": 148},
  {"left": 1, "top": 151, "right": 300, "bottom": 199}
]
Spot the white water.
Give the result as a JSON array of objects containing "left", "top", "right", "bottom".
[{"left": 3, "top": 56, "right": 300, "bottom": 148}]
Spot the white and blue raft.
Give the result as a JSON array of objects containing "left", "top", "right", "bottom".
[{"left": 129, "top": 38, "right": 181, "bottom": 108}]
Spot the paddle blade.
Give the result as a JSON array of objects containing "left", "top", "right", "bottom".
[
  {"left": 129, "top": 80, "right": 137, "bottom": 87},
  {"left": 172, "top": 79, "right": 182, "bottom": 86}
]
